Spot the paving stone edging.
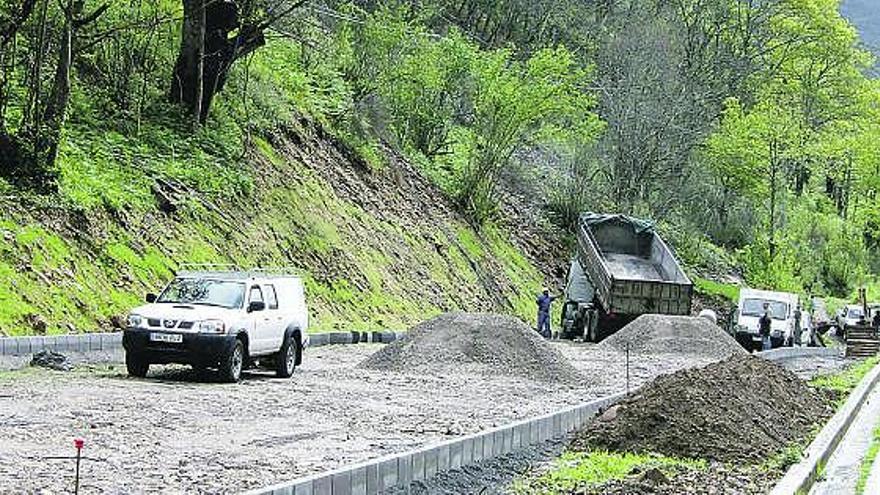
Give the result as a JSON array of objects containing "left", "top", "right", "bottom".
[
  {"left": 243, "top": 392, "right": 626, "bottom": 495},
  {"left": 770, "top": 358, "right": 880, "bottom": 495},
  {"left": 758, "top": 347, "right": 843, "bottom": 362},
  {"left": 0, "top": 331, "right": 406, "bottom": 357}
]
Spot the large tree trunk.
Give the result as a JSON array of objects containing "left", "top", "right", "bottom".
[
  {"left": 40, "top": 2, "right": 76, "bottom": 164},
  {"left": 170, "top": 0, "right": 265, "bottom": 124}
]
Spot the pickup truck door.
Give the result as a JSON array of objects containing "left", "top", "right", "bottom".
[
  {"left": 261, "top": 284, "right": 285, "bottom": 352},
  {"left": 247, "top": 285, "right": 272, "bottom": 355}
]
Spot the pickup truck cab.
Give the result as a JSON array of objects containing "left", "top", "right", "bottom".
[
  {"left": 733, "top": 288, "right": 798, "bottom": 351},
  {"left": 122, "top": 271, "right": 309, "bottom": 382}
]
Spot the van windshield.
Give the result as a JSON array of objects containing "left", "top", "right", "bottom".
[
  {"left": 742, "top": 298, "right": 788, "bottom": 320},
  {"left": 157, "top": 279, "right": 245, "bottom": 309},
  {"left": 848, "top": 307, "right": 865, "bottom": 319}
]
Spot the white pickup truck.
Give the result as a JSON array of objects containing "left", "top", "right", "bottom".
[{"left": 122, "top": 270, "right": 309, "bottom": 382}]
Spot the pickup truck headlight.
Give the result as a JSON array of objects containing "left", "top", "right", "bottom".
[
  {"left": 128, "top": 314, "right": 145, "bottom": 329},
  {"left": 198, "top": 319, "right": 227, "bottom": 334}
]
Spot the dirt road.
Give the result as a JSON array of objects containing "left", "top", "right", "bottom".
[{"left": 0, "top": 342, "right": 716, "bottom": 494}]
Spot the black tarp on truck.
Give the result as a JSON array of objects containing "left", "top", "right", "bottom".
[{"left": 561, "top": 213, "right": 693, "bottom": 341}]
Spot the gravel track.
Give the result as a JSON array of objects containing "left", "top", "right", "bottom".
[{"left": 0, "top": 342, "right": 714, "bottom": 494}]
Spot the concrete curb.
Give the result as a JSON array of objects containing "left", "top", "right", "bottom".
[
  {"left": 770, "top": 358, "right": 880, "bottom": 495},
  {"left": 243, "top": 392, "right": 626, "bottom": 495},
  {"left": 758, "top": 347, "right": 843, "bottom": 362},
  {"left": 0, "top": 331, "right": 406, "bottom": 358}
]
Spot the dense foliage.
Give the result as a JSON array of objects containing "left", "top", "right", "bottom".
[{"left": 1, "top": 0, "right": 879, "bottom": 301}]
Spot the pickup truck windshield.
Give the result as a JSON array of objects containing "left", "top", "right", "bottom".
[
  {"left": 157, "top": 279, "right": 245, "bottom": 309},
  {"left": 847, "top": 307, "right": 864, "bottom": 319},
  {"left": 742, "top": 298, "right": 788, "bottom": 320}
]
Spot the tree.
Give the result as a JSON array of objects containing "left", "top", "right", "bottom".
[{"left": 170, "top": 0, "right": 306, "bottom": 125}]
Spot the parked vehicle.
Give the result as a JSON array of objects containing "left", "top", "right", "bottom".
[
  {"left": 560, "top": 213, "right": 693, "bottom": 342},
  {"left": 733, "top": 288, "right": 798, "bottom": 351},
  {"left": 837, "top": 304, "right": 869, "bottom": 333},
  {"left": 122, "top": 269, "right": 309, "bottom": 382}
]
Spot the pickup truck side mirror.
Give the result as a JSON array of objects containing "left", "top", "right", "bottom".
[
  {"left": 146, "top": 293, "right": 157, "bottom": 303},
  {"left": 248, "top": 301, "right": 266, "bottom": 313}
]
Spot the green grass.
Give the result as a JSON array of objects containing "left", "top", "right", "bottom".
[
  {"left": 693, "top": 277, "right": 740, "bottom": 302},
  {"left": 810, "top": 356, "right": 880, "bottom": 406},
  {"left": 513, "top": 450, "right": 706, "bottom": 495},
  {"left": 760, "top": 442, "right": 805, "bottom": 472},
  {"left": 857, "top": 424, "right": 880, "bottom": 494}
]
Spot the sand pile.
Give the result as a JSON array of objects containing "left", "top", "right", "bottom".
[
  {"left": 573, "top": 355, "right": 833, "bottom": 463},
  {"left": 601, "top": 314, "right": 747, "bottom": 359},
  {"left": 359, "top": 312, "right": 582, "bottom": 383}
]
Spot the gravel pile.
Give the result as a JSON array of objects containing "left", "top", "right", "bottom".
[
  {"left": 600, "top": 314, "right": 747, "bottom": 359},
  {"left": 359, "top": 312, "right": 582, "bottom": 383},
  {"left": 574, "top": 355, "right": 833, "bottom": 463}
]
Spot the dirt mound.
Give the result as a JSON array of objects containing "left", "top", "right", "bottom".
[
  {"left": 573, "top": 355, "right": 833, "bottom": 463},
  {"left": 601, "top": 314, "right": 747, "bottom": 359},
  {"left": 359, "top": 312, "right": 582, "bottom": 383}
]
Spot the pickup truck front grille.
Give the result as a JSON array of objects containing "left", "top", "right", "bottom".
[
  {"left": 147, "top": 319, "right": 161, "bottom": 327},
  {"left": 178, "top": 321, "right": 194, "bottom": 329}
]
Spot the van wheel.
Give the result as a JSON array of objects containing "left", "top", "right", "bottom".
[
  {"left": 126, "top": 353, "right": 149, "bottom": 378},
  {"left": 276, "top": 334, "right": 296, "bottom": 378},
  {"left": 219, "top": 340, "right": 244, "bottom": 383}
]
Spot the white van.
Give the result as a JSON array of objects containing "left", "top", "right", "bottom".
[
  {"left": 122, "top": 270, "right": 309, "bottom": 382},
  {"left": 733, "top": 288, "right": 799, "bottom": 351}
]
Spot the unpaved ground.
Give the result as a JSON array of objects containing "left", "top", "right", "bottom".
[{"left": 0, "top": 342, "right": 714, "bottom": 494}]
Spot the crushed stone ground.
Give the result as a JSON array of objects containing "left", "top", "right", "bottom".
[
  {"left": 600, "top": 314, "right": 748, "bottom": 359},
  {"left": 574, "top": 354, "right": 834, "bottom": 464},
  {"left": 0, "top": 342, "right": 718, "bottom": 494},
  {"left": 359, "top": 312, "right": 583, "bottom": 383}
]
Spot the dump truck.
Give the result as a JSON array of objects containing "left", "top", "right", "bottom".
[{"left": 560, "top": 213, "right": 693, "bottom": 342}]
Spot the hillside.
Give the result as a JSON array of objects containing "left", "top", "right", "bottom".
[{"left": 0, "top": 114, "right": 558, "bottom": 336}]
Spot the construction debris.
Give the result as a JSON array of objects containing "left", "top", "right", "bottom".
[{"left": 30, "top": 350, "right": 72, "bottom": 371}]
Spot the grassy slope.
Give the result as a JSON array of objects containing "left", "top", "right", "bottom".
[{"left": 0, "top": 43, "right": 552, "bottom": 336}]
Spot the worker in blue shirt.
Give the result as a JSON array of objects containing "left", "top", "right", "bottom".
[{"left": 536, "top": 287, "right": 556, "bottom": 338}]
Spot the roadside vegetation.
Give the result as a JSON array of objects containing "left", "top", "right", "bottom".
[
  {"left": 512, "top": 450, "right": 706, "bottom": 495},
  {"left": 857, "top": 423, "right": 880, "bottom": 494},
  {"left": 810, "top": 356, "right": 880, "bottom": 405}
]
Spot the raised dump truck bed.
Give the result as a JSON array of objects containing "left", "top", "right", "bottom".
[{"left": 562, "top": 213, "right": 693, "bottom": 341}]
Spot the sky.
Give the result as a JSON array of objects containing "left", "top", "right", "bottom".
[{"left": 841, "top": 0, "right": 880, "bottom": 66}]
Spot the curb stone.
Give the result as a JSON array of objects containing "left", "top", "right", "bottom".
[
  {"left": 770, "top": 358, "right": 880, "bottom": 495},
  {"left": 242, "top": 392, "right": 626, "bottom": 495}
]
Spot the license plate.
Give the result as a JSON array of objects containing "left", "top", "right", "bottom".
[{"left": 150, "top": 332, "right": 183, "bottom": 344}]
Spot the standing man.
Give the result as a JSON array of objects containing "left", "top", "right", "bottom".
[
  {"left": 536, "top": 288, "right": 556, "bottom": 339},
  {"left": 759, "top": 302, "right": 773, "bottom": 351},
  {"left": 792, "top": 304, "right": 803, "bottom": 347}
]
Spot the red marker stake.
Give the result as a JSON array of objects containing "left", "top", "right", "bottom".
[{"left": 74, "top": 438, "right": 84, "bottom": 495}]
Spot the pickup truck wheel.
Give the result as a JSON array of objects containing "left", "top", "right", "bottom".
[
  {"left": 219, "top": 340, "right": 244, "bottom": 383},
  {"left": 276, "top": 334, "right": 296, "bottom": 378},
  {"left": 126, "top": 353, "right": 149, "bottom": 378}
]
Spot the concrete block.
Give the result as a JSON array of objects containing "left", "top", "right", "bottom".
[
  {"left": 0, "top": 338, "right": 9, "bottom": 355},
  {"left": 313, "top": 475, "right": 332, "bottom": 495},
  {"left": 271, "top": 485, "right": 293, "bottom": 495},
  {"left": 471, "top": 435, "right": 483, "bottom": 462},
  {"left": 461, "top": 437, "right": 474, "bottom": 465},
  {"left": 482, "top": 432, "right": 494, "bottom": 460},
  {"left": 331, "top": 471, "right": 351, "bottom": 495},
  {"left": 424, "top": 447, "right": 438, "bottom": 478},
  {"left": 493, "top": 430, "right": 504, "bottom": 456},
  {"left": 351, "top": 466, "right": 367, "bottom": 495},
  {"left": 16, "top": 338, "right": 31, "bottom": 356},
  {"left": 398, "top": 453, "right": 413, "bottom": 486},
  {"left": 89, "top": 334, "right": 102, "bottom": 351},
  {"left": 552, "top": 413, "right": 562, "bottom": 436},
  {"left": 366, "top": 463, "right": 379, "bottom": 493},
  {"left": 412, "top": 450, "right": 426, "bottom": 482},
  {"left": 513, "top": 424, "right": 523, "bottom": 448},
  {"left": 530, "top": 419, "right": 540, "bottom": 443},
  {"left": 437, "top": 444, "right": 450, "bottom": 473},
  {"left": 502, "top": 428, "right": 513, "bottom": 454},
  {"left": 450, "top": 441, "right": 462, "bottom": 469},
  {"left": 310, "top": 334, "right": 328, "bottom": 347},
  {"left": 293, "top": 481, "right": 314, "bottom": 495},
  {"left": 379, "top": 458, "right": 398, "bottom": 490}
]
